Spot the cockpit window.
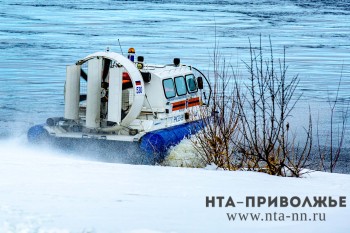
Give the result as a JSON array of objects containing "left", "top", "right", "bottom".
[
  {"left": 163, "top": 78, "right": 176, "bottom": 99},
  {"left": 174, "top": 76, "right": 187, "bottom": 96},
  {"left": 185, "top": 74, "right": 198, "bottom": 93}
]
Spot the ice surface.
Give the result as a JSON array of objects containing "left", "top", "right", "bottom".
[
  {"left": 0, "top": 138, "right": 349, "bottom": 233},
  {"left": 1, "top": 1, "right": 350, "bottom": 231}
]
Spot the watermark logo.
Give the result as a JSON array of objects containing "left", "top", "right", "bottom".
[{"left": 205, "top": 196, "right": 347, "bottom": 222}]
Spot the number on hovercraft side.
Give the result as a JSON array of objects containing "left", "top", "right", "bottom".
[
  {"left": 136, "top": 86, "right": 142, "bottom": 94},
  {"left": 173, "top": 115, "right": 184, "bottom": 122}
]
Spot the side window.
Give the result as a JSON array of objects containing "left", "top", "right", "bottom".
[
  {"left": 163, "top": 78, "right": 176, "bottom": 99},
  {"left": 185, "top": 74, "right": 198, "bottom": 93},
  {"left": 174, "top": 76, "right": 187, "bottom": 96}
]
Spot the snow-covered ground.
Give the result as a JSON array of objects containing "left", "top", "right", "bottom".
[{"left": 0, "top": 138, "right": 349, "bottom": 233}]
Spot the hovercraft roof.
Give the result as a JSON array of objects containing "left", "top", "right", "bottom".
[{"left": 142, "top": 64, "right": 193, "bottom": 79}]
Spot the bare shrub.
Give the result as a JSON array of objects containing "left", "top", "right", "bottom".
[
  {"left": 234, "top": 38, "right": 313, "bottom": 177},
  {"left": 317, "top": 72, "right": 349, "bottom": 173},
  {"left": 193, "top": 37, "right": 313, "bottom": 176},
  {"left": 191, "top": 45, "right": 241, "bottom": 170}
]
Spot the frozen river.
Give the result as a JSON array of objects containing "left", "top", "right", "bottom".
[{"left": 0, "top": 0, "right": 349, "bottom": 143}]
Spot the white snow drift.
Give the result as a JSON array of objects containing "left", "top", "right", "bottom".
[{"left": 0, "top": 138, "right": 349, "bottom": 233}]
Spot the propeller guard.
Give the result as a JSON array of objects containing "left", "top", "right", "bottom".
[{"left": 77, "top": 51, "right": 145, "bottom": 129}]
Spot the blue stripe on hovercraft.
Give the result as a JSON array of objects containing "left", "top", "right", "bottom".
[{"left": 140, "top": 120, "right": 203, "bottom": 162}]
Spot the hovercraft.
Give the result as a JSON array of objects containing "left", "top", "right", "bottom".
[{"left": 27, "top": 48, "right": 211, "bottom": 164}]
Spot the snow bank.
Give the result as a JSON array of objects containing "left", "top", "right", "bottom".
[{"left": 0, "top": 138, "right": 349, "bottom": 233}]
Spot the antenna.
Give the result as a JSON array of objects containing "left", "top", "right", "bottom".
[{"left": 118, "top": 39, "right": 124, "bottom": 55}]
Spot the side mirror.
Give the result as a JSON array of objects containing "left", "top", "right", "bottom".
[{"left": 197, "top": 76, "right": 204, "bottom": 90}]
